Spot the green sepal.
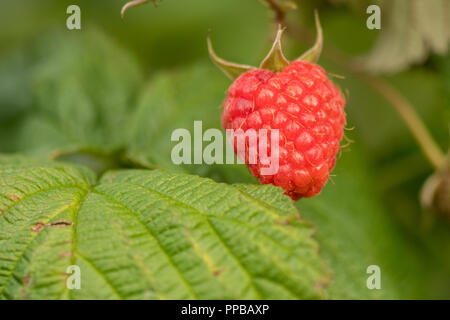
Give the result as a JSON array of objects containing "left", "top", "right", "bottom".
[
  {"left": 209, "top": 10, "right": 323, "bottom": 78},
  {"left": 260, "top": 25, "right": 290, "bottom": 72},
  {"left": 297, "top": 10, "right": 323, "bottom": 63},
  {"left": 207, "top": 31, "right": 255, "bottom": 80}
]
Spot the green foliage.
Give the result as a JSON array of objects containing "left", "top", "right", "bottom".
[{"left": 0, "top": 156, "right": 328, "bottom": 299}]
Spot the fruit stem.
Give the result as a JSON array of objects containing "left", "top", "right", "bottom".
[{"left": 264, "top": 0, "right": 286, "bottom": 25}]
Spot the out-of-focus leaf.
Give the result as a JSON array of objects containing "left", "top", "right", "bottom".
[
  {"left": 0, "top": 0, "right": 270, "bottom": 72},
  {"left": 127, "top": 63, "right": 257, "bottom": 183},
  {"left": 0, "top": 52, "right": 32, "bottom": 153},
  {"left": 7, "top": 29, "right": 255, "bottom": 183},
  {"left": 0, "top": 156, "right": 329, "bottom": 299},
  {"left": 0, "top": 52, "right": 31, "bottom": 121},
  {"left": 298, "top": 147, "right": 450, "bottom": 299},
  {"left": 15, "top": 29, "right": 143, "bottom": 155},
  {"left": 363, "top": 0, "right": 450, "bottom": 74}
]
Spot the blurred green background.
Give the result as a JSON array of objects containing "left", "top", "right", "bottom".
[{"left": 0, "top": 0, "right": 449, "bottom": 299}]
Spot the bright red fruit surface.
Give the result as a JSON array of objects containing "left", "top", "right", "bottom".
[{"left": 222, "top": 60, "right": 346, "bottom": 200}]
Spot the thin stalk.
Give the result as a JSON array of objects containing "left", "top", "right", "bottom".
[{"left": 362, "top": 76, "right": 446, "bottom": 169}]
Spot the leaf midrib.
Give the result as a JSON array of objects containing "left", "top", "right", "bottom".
[{"left": 92, "top": 189, "right": 199, "bottom": 299}]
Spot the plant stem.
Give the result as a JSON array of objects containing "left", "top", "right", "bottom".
[
  {"left": 362, "top": 76, "right": 446, "bottom": 169},
  {"left": 264, "top": 0, "right": 286, "bottom": 25}
]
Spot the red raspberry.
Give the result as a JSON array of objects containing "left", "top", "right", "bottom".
[
  {"left": 222, "top": 61, "right": 345, "bottom": 200},
  {"left": 208, "top": 12, "right": 346, "bottom": 200}
]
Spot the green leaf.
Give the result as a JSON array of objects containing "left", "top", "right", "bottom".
[
  {"left": 0, "top": 156, "right": 329, "bottom": 300},
  {"left": 298, "top": 148, "right": 450, "bottom": 299}
]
